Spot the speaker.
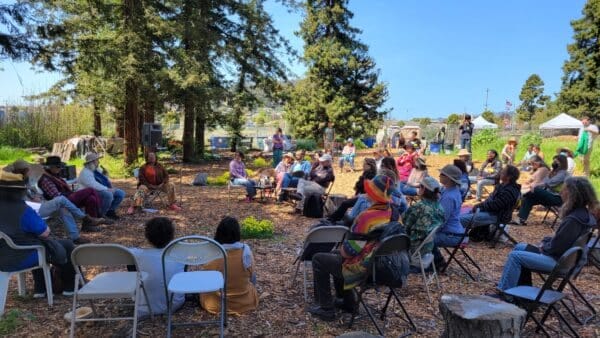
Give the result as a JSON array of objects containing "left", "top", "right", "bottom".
[
  {"left": 60, "top": 165, "right": 77, "bottom": 181},
  {"left": 142, "top": 123, "right": 162, "bottom": 147}
]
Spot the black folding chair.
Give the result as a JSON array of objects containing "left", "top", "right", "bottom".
[
  {"left": 489, "top": 199, "right": 520, "bottom": 248},
  {"left": 588, "top": 226, "right": 600, "bottom": 271},
  {"left": 439, "top": 212, "right": 481, "bottom": 281},
  {"left": 348, "top": 234, "right": 416, "bottom": 337},
  {"left": 541, "top": 205, "right": 560, "bottom": 229},
  {"left": 503, "top": 247, "right": 583, "bottom": 338}
]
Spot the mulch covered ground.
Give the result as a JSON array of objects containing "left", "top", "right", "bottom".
[{"left": 3, "top": 151, "right": 600, "bottom": 337}]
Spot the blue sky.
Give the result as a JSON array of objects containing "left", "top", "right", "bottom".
[{"left": 0, "top": 0, "right": 588, "bottom": 120}]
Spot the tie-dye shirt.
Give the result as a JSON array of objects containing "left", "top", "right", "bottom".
[{"left": 342, "top": 203, "right": 391, "bottom": 289}]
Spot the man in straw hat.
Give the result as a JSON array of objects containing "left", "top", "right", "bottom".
[
  {"left": 308, "top": 175, "right": 394, "bottom": 321},
  {"left": 0, "top": 170, "right": 77, "bottom": 298},
  {"left": 78, "top": 152, "right": 125, "bottom": 220}
]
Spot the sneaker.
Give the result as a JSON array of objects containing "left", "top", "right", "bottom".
[
  {"left": 62, "top": 291, "right": 74, "bottom": 297},
  {"left": 73, "top": 237, "right": 91, "bottom": 245},
  {"left": 307, "top": 305, "right": 336, "bottom": 321},
  {"left": 82, "top": 215, "right": 103, "bottom": 227},
  {"left": 168, "top": 204, "right": 182, "bottom": 211},
  {"left": 100, "top": 217, "right": 115, "bottom": 225},
  {"left": 81, "top": 224, "right": 101, "bottom": 233},
  {"left": 33, "top": 293, "right": 46, "bottom": 299},
  {"left": 105, "top": 210, "right": 120, "bottom": 220},
  {"left": 509, "top": 218, "right": 527, "bottom": 226}
]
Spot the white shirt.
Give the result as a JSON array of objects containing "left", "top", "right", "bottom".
[
  {"left": 567, "top": 157, "right": 576, "bottom": 175},
  {"left": 77, "top": 167, "right": 108, "bottom": 191},
  {"left": 129, "top": 247, "right": 185, "bottom": 317}
]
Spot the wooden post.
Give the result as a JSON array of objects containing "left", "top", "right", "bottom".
[{"left": 439, "top": 294, "right": 526, "bottom": 338}]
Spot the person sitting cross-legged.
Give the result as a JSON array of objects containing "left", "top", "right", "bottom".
[
  {"left": 496, "top": 177, "right": 598, "bottom": 292},
  {"left": 432, "top": 165, "right": 465, "bottom": 268},
  {"left": 404, "top": 177, "right": 444, "bottom": 259},
  {"left": 200, "top": 216, "right": 259, "bottom": 315},
  {"left": 308, "top": 175, "right": 394, "bottom": 321},
  {"left": 129, "top": 217, "right": 185, "bottom": 318},
  {"left": 78, "top": 152, "right": 125, "bottom": 220},
  {"left": 296, "top": 154, "right": 335, "bottom": 211},
  {"left": 514, "top": 154, "right": 569, "bottom": 226},
  {"left": 127, "top": 152, "right": 181, "bottom": 214},
  {"left": 459, "top": 165, "right": 521, "bottom": 235}
]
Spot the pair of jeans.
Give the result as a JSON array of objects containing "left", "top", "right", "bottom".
[
  {"left": 399, "top": 182, "right": 418, "bottom": 196},
  {"left": 459, "top": 211, "right": 497, "bottom": 229},
  {"left": 497, "top": 243, "right": 557, "bottom": 290},
  {"left": 312, "top": 252, "right": 354, "bottom": 309},
  {"left": 432, "top": 232, "right": 464, "bottom": 264},
  {"left": 67, "top": 188, "right": 101, "bottom": 217},
  {"left": 338, "top": 155, "right": 354, "bottom": 170},
  {"left": 38, "top": 196, "right": 86, "bottom": 240},
  {"left": 272, "top": 148, "right": 283, "bottom": 168},
  {"left": 328, "top": 197, "right": 358, "bottom": 222},
  {"left": 232, "top": 178, "right": 256, "bottom": 198},
  {"left": 475, "top": 178, "right": 495, "bottom": 200},
  {"left": 518, "top": 187, "right": 562, "bottom": 221},
  {"left": 460, "top": 138, "right": 471, "bottom": 153},
  {"left": 98, "top": 189, "right": 125, "bottom": 215},
  {"left": 32, "top": 239, "right": 76, "bottom": 293}
]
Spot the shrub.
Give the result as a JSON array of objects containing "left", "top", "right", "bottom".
[
  {"left": 354, "top": 139, "right": 367, "bottom": 150},
  {"left": 240, "top": 216, "right": 274, "bottom": 239},
  {"left": 207, "top": 171, "right": 230, "bottom": 186},
  {"left": 471, "top": 129, "right": 499, "bottom": 148},
  {"left": 252, "top": 157, "right": 268, "bottom": 168},
  {"left": 0, "top": 147, "right": 34, "bottom": 165},
  {"left": 296, "top": 138, "right": 317, "bottom": 151},
  {"left": 518, "top": 132, "right": 543, "bottom": 148}
]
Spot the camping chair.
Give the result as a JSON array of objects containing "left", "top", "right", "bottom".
[
  {"left": 290, "top": 225, "right": 349, "bottom": 302},
  {"left": 348, "top": 234, "right": 416, "bottom": 337},
  {"left": 0, "top": 231, "right": 53, "bottom": 316},
  {"left": 503, "top": 246, "right": 583, "bottom": 337},
  {"left": 409, "top": 226, "right": 441, "bottom": 303},
  {"left": 162, "top": 236, "right": 227, "bottom": 338},
  {"left": 541, "top": 205, "right": 560, "bottom": 229},
  {"left": 69, "top": 244, "right": 152, "bottom": 338},
  {"left": 489, "top": 199, "right": 521, "bottom": 248},
  {"left": 133, "top": 168, "right": 167, "bottom": 209},
  {"left": 439, "top": 212, "right": 481, "bottom": 281}
]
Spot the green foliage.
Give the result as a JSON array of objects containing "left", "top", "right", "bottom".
[
  {"left": 0, "top": 147, "right": 35, "bottom": 165},
  {"left": 447, "top": 114, "right": 460, "bottom": 124},
  {"left": 296, "top": 138, "right": 317, "bottom": 151},
  {"left": 354, "top": 139, "right": 367, "bottom": 150},
  {"left": 471, "top": 129, "right": 499, "bottom": 148},
  {"left": 252, "top": 157, "right": 268, "bottom": 168},
  {"left": 481, "top": 109, "right": 497, "bottom": 124},
  {"left": 253, "top": 110, "right": 268, "bottom": 126},
  {"left": 240, "top": 216, "right": 274, "bottom": 239},
  {"left": 517, "top": 74, "right": 549, "bottom": 126},
  {"left": 0, "top": 309, "right": 23, "bottom": 335},
  {"left": 207, "top": 172, "right": 230, "bottom": 186},
  {"left": 518, "top": 132, "right": 543, "bottom": 148},
  {"left": 285, "top": 0, "right": 388, "bottom": 141},
  {"left": 66, "top": 154, "right": 139, "bottom": 179},
  {"left": 412, "top": 117, "right": 431, "bottom": 127}
]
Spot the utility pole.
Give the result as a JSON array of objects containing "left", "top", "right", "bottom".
[{"left": 484, "top": 88, "right": 489, "bottom": 110}]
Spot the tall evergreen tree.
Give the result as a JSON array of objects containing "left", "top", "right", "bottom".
[
  {"left": 516, "top": 74, "right": 549, "bottom": 125},
  {"left": 286, "top": 0, "right": 388, "bottom": 141},
  {"left": 558, "top": 0, "right": 600, "bottom": 119}
]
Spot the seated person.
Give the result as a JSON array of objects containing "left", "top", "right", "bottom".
[
  {"left": 399, "top": 157, "right": 428, "bottom": 196},
  {"left": 453, "top": 159, "right": 470, "bottom": 201},
  {"left": 278, "top": 150, "right": 312, "bottom": 201},
  {"left": 338, "top": 138, "right": 356, "bottom": 172},
  {"left": 274, "top": 152, "right": 294, "bottom": 194},
  {"left": 395, "top": 143, "right": 418, "bottom": 183},
  {"left": 459, "top": 165, "right": 521, "bottom": 231},
  {"left": 200, "top": 217, "right": 258, "bottom": 315},
  {"left": 558, "top": 147, "right": 576, "bottom": 175},
  {"left": 404, "top": 177, "right": 444, "bottom": 259},
  {"left": 328, "top": 158, "right": 377, "bottom": 222},
  {"left": 6, "top": 160, "right": 101, "bottom": 244},
  {"left": 37, "top": 156, "right": 109, "bottom": 223},
  {"left": 457, "top": 149, "right": 473, "bottom": 174},
  {"left": 409, "top": 131, "right": 421, "bottom": 150},
  {"left": 379, "top": 157, "right": 408, "bottom": 221},
  {"left": 308, "top": 175, "right": 394, "bottom": 321},
  {"left": 520, "top": 155, "right": 549, "bottom": 195},
  {"left": 78, "top": 152, "right": 125, "bottom": 220},
  {"left": 229, "top": 151, "right": 257, "bottom": 202},
  {"left": 474, "top": 149, "right": 502, "bottom": 201},
  {"left": 128, "top": 152, "right": 182, "bottom": 213},
  {"left": 500, "top": 137, "right": 518, "bottom": 165},
  {"left": 296, "top": 154, "right": 335, "bottom": 211},
  {"left": 129, "top": 217, "right": 185, "bottom": 317},
  {"left": 519, "top": 143, "right": 536, "bottom": 171},
  {"left": 373, "top": 149, "right": 384, "bottom": 171},
  {"left": 0, "top": 171, "right": 76, "bottom": 298},
  {"left": 532, "top": 144, "right": 544, "bottom": 161},
  {"left": 496, "top": 177, "right": 597, "bottom": 291},
  {"left": 433, "top": 165, "right": 465, "bottom": 268},
  {"left": 515, "top": 155, "right": 569, "bottom": 225}
]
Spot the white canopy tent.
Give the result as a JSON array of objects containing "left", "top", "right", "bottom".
[
  {"left": 472, "top": 115, "right": 498, "bottom": 129},
  {"left": 539, "top": 113, "right": 582, "bottom": 130}
]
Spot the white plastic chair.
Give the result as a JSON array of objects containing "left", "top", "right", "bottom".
[
  {"left": 290, "top": 226, "right": 350, "bottom": 302},
  {"left": 162, "top": 236, "right": 228, "bottom": 338},
  {"left": 69, "top": 244, "right": 152, "bottom": 338},
  {"left": 409, "top": 226, "right": 441, "bottom": 303},
  {"left": 0, "top": 231, "right": 53, "bottom": 316}
]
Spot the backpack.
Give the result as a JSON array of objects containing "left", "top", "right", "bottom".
[
  {"left": 303, "top": 193, "right": 324, "bottom": 218},
  {"left": 192, "top": 173, "right": 208, "bottom": 186},
  {"left": 372, "top": 221, "right": 410, "bottom": 288}
]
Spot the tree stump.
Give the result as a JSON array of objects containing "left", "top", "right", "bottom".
[{"left": 439, "top": 294, "right": 526, "bottom": 338}]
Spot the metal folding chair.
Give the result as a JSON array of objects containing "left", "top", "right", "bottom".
[
  {"left": 503, "top": 247, "right": 583, "bottom": 337},
  {"left": 290, "top": 225, "right": 349, "bottom": 302},
  {"left": 439, "top": 212, "right": 481, "bottom": 281},
  {"left": 348, "top": 234, "right": 416, "bottom": 337},
  {"left": 409, "top": 226, "right": 441, "bottom": 302},
  {"left": 162, "top": 236, "right": 228, "bottom": 338},
  {"left": 0, "top": 231, "right": 53, "bottom": 315},
  {"left": 541, "top": 205, "right": 560, "bottom": 229}
]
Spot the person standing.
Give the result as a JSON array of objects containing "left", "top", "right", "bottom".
[
  {"left": 575, "top": 116, "right": 599, "bottom": 177},
  {"left": 272, "top": 128, "right": 284, "bottom": 168},
  {"left": 324, "top": 122, "right": 335, "bottom": 153},
  {"left": 459, "top": 114, "right": 474, "bottom": 153}
]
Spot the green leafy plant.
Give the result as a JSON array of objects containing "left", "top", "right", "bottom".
[
  {"left": 0, "top": 147, "right": 34, "bottom": 165},
  {"left": 354, "top": 139, "right": 367, "bottom": 150},
  {"left": 296, "top": 138, "right": 317, "bottom": 151},
  {"left": 207, "top": 171, "right": 230, "bottom": 186},
  {"left": 0, "top": 310, "right": 22, "bottom": 335},
  {"left": 241, "top": 216, "right": 274, "bottom": 239},
  {"left": 518, "top": 132, "right": 543, "bottom": 148},
  {"left": 252, "top": 157, "right": 268, "bottom": 168}
]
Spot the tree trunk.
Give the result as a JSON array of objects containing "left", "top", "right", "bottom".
[
  {"left": 182, "top": 94, "right": 195, "bottom": 162},
  {"left": 124, "top": 79, "right": 139, "bottom": 165},
  {"left": 439, "top": 294, "right": 526, "bottom": 338},
  {"left": 195, "top": 104, "right": 205, "bottom": 158},
  {"left": 93, "top": 97, "right": 102, "bottom": 136}
]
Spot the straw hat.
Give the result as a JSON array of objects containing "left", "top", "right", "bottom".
[
  {"left": 457, "top": 149, "right": 471, "bottom": 156},
  {"left": 0, "top": 171, "right": 28, "bottom": 190},
  {"left": 508, "top": 136, "right": 518, "bottom": 144}
]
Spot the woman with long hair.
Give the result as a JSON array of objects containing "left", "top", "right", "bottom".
[
  {"left": 497, "top": 176, "right": 597, "bottom": 291},
  {"left": 453, "top": 159, "right": 470, "bottom": 201},
  {"left": 520, "top": 155, "right": 549, "bottom": 194}
]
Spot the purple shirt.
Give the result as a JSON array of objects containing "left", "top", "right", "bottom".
[
  {"left": 229, "top": 160, "right": 247, "bottom": 179},
  {"left": 272, "top": 134, "right": 284, "bottom": 150}
]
